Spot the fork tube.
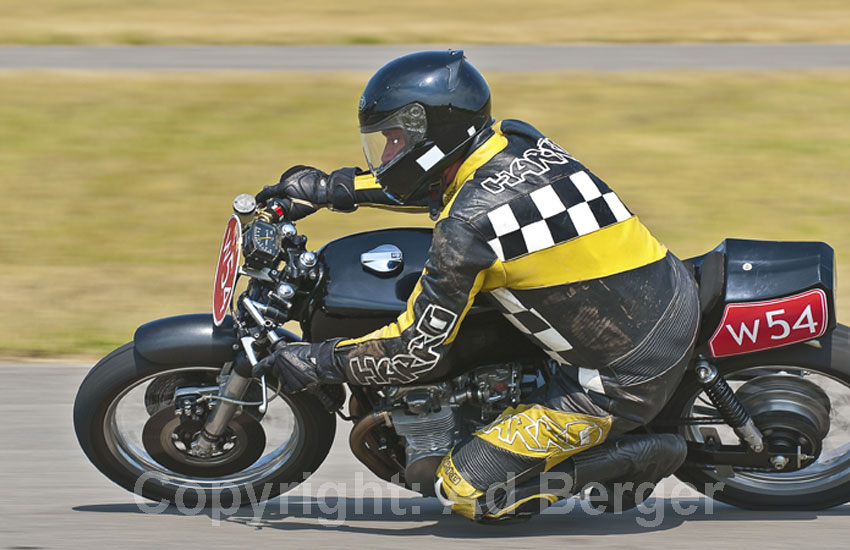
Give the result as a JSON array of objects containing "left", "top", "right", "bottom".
[{"left": 193, "top": 371, "right": 253, "bottom": 455}]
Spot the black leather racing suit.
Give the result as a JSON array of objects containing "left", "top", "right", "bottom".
[{"left": 319, "top": 120, "right": 700, "bottom": 519}]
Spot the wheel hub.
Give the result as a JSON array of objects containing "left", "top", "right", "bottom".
[
  {"left": 142, "top": 408, "right": 266, "bottom": 478},
  {"left": 736, "top": 373, "right": 831, "bottom": 462}
]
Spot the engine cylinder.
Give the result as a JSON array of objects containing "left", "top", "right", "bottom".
[
  {"left": 392, "top": 406, "right": 459, "bottom": 494},
  {"left": 392, "top": 406, "right": 458, "bottom": 463}
]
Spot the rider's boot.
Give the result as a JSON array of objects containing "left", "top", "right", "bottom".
[
  {"left": 471, "top": 433, "right": 688, "bottom": 524},
  {"left": 572, "top": 433, "right": 688, "bottom": 514}
]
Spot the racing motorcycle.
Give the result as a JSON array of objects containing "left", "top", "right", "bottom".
[{"left": 74, "top": 193, "right": 850, "bottom": 511}]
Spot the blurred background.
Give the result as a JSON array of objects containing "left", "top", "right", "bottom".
[{"left": 0, "top": 1, "right": 848, "bottom": 359}]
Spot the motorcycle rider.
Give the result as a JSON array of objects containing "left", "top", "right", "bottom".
[{"left": 253, "top": 50, "right": 699, "bottom": 522}]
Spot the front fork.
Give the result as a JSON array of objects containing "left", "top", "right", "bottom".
[{"left": 191, "top": 335, "right": 272, "bottom": 456}]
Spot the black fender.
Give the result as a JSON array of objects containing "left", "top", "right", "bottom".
[{"left": 133, "top": 313, "right": 300, "bottom": 368}]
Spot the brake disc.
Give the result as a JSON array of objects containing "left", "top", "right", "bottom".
[{"left": 142, "top": 408, "right": 266, "bottom": 478}]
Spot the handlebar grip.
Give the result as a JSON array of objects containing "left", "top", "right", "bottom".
[{"left": 264, "top": 198, "right": 291, "bottom": 222}]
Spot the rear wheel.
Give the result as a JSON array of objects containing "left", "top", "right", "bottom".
[
  {"left": 74, "top": 342, "right": 336, "bottom": 507},
  {"left": 658, "top": 328, "right": 850, "bottom": 510}
]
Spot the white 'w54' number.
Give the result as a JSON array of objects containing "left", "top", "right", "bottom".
[{"left": 727, "top": 305, "right": 819, "bottom": 346}]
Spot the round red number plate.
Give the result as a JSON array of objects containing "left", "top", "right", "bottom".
[{"left": 213, "top": 215, "right": 242, "bottom": 326}]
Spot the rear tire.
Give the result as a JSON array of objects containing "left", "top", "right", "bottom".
[
  {"left": 74, "top": 342, "right": 336, "bottom": 507},
  {"left": 656, "top": 325, "right": 850, "bottom": 510}
]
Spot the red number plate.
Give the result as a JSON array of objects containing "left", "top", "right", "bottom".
[
  {"left": 213, "top": 215, "right": 242, "bottom": 326},
  {"left": 708, "top": 288, "right": 828, "bottom": 358}
]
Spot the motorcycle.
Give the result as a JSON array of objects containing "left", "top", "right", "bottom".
[{"left": 74, "top": 193, "right": 850, "bottom": 511}]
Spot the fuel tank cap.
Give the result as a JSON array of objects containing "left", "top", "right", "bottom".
[{"left": 361, "top": 244, "right": 403, "bottom": 275}]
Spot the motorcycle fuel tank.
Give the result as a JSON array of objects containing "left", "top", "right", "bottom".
[
  {"left": 306, "top": 227, "right": 545, "bottom": 376},
  {"left": 306, "top": 228, "right": 433, "bottom": 341}
]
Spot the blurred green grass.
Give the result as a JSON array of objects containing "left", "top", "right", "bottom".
[
  {"left": 0, "top": 0, "right": 848, "bottom": 44},
  {"left": 1, "top": 70, "right": 848, "bottom": 358}
]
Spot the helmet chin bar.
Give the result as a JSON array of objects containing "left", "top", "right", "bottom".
[{"left": 377, "top": 123, "right": 491, "bottom": 222}]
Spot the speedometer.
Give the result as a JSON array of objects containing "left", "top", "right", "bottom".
[{"left": 244, "top": 220, "right": 281, "bottom": 268}]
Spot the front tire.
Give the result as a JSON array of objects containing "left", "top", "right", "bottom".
[{"left": 74, "top": 342, "right": 336, "bottom": 507}]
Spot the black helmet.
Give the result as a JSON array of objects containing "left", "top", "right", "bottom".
[{"left": 359, "top": 50, "right": 492, "bottom": 204}]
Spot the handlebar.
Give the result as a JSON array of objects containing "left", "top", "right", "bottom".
[
  {"left": 229, "top": 192, "right": 318, "bottom": 336},
  {"left": 229, "top": 192, "right": 339, "bottom": 412},
  {"left": 233, "top": 193, "right": 295, "bottom": 225}
]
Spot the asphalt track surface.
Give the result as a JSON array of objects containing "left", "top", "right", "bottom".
[
  {"left": 2, "top": 43, "right": 850, "bottom": 71},
  {"left": 1, "top": 363, "right": 848, "bottom": 549}
]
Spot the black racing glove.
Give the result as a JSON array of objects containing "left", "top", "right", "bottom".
[
  {"left": 252, "top": 339, "right": 345, "bottom": 393},
  {"left": 255, "top": 166, "right": 359, "bottom": 220}
]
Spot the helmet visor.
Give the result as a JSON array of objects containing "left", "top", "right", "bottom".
[{"left": 360, "top": 103, "right": 427, "bottom": 174}]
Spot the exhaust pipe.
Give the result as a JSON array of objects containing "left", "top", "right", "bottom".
[{"left": 348, "top": 411, "right": 403, "bottom": 482}]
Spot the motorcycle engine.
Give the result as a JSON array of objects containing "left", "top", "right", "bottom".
[{"left": 385, "top": 363, "right": 541, "bottom": 494}]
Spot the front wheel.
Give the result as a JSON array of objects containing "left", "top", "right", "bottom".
[
  {"left": 74, "top": 342, "right": 336, "bottom": 507},
  {"left": 656, "top": 324, "right": 850, "bottom": 510}
]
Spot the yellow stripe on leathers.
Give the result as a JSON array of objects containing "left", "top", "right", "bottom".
[
  {"left": 502, "top": 216, "right": 667, "bottom": 288},
  {"left": 475, "top": 403, "right": 613, "bottom": 471}
]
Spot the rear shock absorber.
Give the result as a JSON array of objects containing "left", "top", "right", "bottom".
[{"left": 695, "top": 358, "right": 765, "bottom": 453}]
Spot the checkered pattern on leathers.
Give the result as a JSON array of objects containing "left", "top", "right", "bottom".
[
  {"left": 489, "top": 287, "right": 573, "bottom": 364},
  {"left": 489, "top": 287, "right": 606, "bottom": 393},
  {"left": 475, "top": 170, "right": 632, "bottom": 261}
]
